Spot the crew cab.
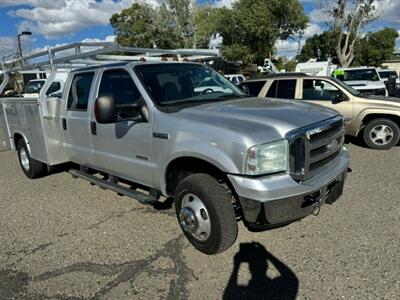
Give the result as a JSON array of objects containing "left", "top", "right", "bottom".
[
  {"left": 254, "top": 75, "right": 400, "bottom": 149},
  {"left": 0, "top": 44, "right": 350, "bottom": 255}
]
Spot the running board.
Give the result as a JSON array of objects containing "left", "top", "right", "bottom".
[{"left": 69, "top": 169, "right": 159, "bottom": 205}]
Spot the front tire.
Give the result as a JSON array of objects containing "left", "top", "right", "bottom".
[
  {"left": 175, "top": 173, "right": 238, "bottom": 255},
  {"left": 17, "top": 140, "right": 46, "bottom": 179},
  {"left": 363, "top": 118, "right": 400, "bottom": 149}
]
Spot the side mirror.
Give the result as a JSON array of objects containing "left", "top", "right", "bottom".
[
  {"left": 240, "top": 84, "right": 250, "bottom": 95},
  {"left": 95, "top": 95, "right": 117, "bottom": 124},
  {"left": 332, "top": 92, "right": 348, "bottom": 104}
]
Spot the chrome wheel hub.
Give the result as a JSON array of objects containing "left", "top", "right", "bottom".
[
  {"left": 370, "top": 125, "right": 394, "bottom": 146},
  {"left": 179, "top": 193, "right": 211, "bottom": 241},
  {"left": 19, "top": 148, "right": 30, "bottom": 171}
]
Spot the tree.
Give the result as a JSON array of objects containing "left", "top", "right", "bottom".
[
  {"left": 354, "top": 28, "right": 399, "bottom": 66},
  {"left": 214, "top": 0, "right": 308, "bottom": 64},
  {"left": 221, "top": 44, "right": 255, "bottom": 64},
  {"left": 164, "top": 0, "right": 195, "bottom": 48},
  {"left": 330, "top": 0, "right": 382, "bottom": 67},
  {"left": 297, "top": 31, "right": 338, "bottom": 63},
  {"left": 110, "top": 1, "right": 195, "bottom": 49},
  {"left": 110, "top": 3, "right": 156, "bottom": 48},
  {"left": 193, "top": 6, "right": 221, "bottom": 48}
]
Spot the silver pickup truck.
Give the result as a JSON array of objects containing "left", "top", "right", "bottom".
[{"left": 0, "top": 45, "right": 350, "bottom": 255}]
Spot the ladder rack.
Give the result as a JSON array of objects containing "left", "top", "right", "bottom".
[
  {"left": 1, "top": 42, "right": 220, "bottom": 73},
  {"left": 0, "top": 42, "right": 220, "bottom": 118}
]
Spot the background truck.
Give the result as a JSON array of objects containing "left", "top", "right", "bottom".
[
  {"left": 254, "top": 74, "right": 400, "bottom": 149},
  {"left": 332, "top": 67, "right": 388, "bottom": 97},
  {"left": 0, "top": 43, "right": 350, "bottom": 255}
]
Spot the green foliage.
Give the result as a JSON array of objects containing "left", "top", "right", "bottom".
[
  {"left": 354, "top": 28, "right": 399, "bottom": 66},
  {"left": 298, "top": 27, "right": 399, "bottom": 67},
  {"left": 213, "top": 0, "right": 308, "bottom": 64},
  {"left": 110, "top": 0, "right": 308, "bottom": 64},
  {"left": 284, "top": 59, "right": 298, "bottom": 72},
  {"left": 221, "top": 44, "right": 255, "bottom": 64},
  {"left": 297, "top": 31, "right": 338, "bottom": 63},
  {"left": 110, "top": 1, "right": 194, "bottom": 49},
  {"left": 193, "top": 6, "right": 221, "bottom": 48}
]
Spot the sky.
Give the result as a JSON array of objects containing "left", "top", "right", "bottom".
[{"left": 0, "top": 0, "right": 399, "bottom": 60}]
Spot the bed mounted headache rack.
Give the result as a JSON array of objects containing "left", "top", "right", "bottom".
[{"left": 0, "top": 41, "right": 221, "bottom": 96}]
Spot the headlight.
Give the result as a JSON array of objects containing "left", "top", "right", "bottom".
[{"left": 245, "top": 140, "right": 289, "bottom": 175}]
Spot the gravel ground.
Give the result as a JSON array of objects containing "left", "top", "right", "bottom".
[{"left": 0, "top": 143, "right": 399, "bottom": 300}]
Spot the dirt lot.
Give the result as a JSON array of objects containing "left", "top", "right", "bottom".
[{"left": 0, "top": 143, "right": 399, "bottom": 300}]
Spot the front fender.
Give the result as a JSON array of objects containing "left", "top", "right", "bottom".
[
  {"left": 157, "top": 140, "right": 244, "bottom": 195},
  {"left": 354, "top": 108, "right": 400, "bottom": 136}
]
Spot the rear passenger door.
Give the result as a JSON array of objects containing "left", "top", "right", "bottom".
[
  {"left": 90, "top": 68, "right": 153, "bottom": 187},
  {"left": 63, "top": 71, "right": 96, "bottom": 165},
  {"left": 265, "top": 79, "right": 297, "bottom": 99}
]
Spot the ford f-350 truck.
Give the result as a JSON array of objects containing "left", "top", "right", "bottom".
[{"left": 0, "top": 43, "right": 350, "bottom": 254}]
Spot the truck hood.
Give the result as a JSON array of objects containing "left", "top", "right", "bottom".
[
  {"left": 173, "top": 97, "right": 340, "bottom": 143},
  {"left": 344, "top": 80, "right": 386, "bottom": 89}
]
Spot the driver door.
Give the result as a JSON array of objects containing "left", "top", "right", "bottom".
[
  {"left": 300, "top": 79, "right": 354, "bottom": 130},
  {"left": 90, "top": 68, "right": 154, "bottom": 187}
]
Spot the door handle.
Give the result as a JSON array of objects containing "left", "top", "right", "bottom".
[
  {"left": 91, "top": 122, "right": 97, "bottom": 135},
  {"left": 62, "top": 118, "right": 67, "bottom": 130}
]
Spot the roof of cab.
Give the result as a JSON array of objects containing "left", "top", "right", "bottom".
[{"left": 71, "top": 60, "right": 201, "bottom": 73}]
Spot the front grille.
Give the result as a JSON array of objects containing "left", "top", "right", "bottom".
[{"left": 286, "top": 116, "right": 345, "bottom": 181}]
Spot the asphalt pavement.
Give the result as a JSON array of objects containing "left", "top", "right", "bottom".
[{"left": 0, "top": 143, "right": 399, "bottom": 300}]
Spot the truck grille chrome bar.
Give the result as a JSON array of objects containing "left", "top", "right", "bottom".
[{"left": 286, "top": 115, "right": 345, "bottom": 181}]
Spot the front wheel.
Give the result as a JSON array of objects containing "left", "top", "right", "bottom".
[
  {"left": 363, "top": 118, "right": 400, "bottom": 149},
  {"left": 17, "top": 140, "right": 46, "bottom": 178},
  {"left": 175, "top": 173, "right": 238, "bottom": 255}
]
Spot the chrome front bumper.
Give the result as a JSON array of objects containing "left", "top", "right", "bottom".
[{"left": 228, "top": 149, "right": 350, "bottom": 229}]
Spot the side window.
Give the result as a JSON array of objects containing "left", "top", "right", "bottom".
[
  {"left": 276, "top": 80, "right": 296, "bottom": 99},
  {"left": 303, "top": 79, "right": 340, "bottom": 101},
  {"left": 266, "top": 80, "right": 278, "bottom": 97},
  {"left": 67, "top": 72, "right": 95, "bottom": 110},
  {"left": 242, "top": 81, "right": 267, "bottom": 97},
  {"left": 46, "top": 82, "right": 61, "bottom": 95},
  {"left": 99, "top": 69, "right": 141, "bottom": 105},
  {"left": 232, "top": 77, "right": 238, "bottom": 84}
]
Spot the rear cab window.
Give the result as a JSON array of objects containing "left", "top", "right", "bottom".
[{"left": 67, "top": 72, "right": 95, "bottom": 111}]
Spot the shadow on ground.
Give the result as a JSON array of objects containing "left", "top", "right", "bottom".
[{"left": 223, "top": 242, "right": 299, "bottom": 300}]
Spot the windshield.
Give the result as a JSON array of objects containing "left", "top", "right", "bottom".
[
  {"left": 378, "top": 71, "right": 398, "bottom": 79},
  {"left": 342, "top": 69, "right": 380, "bottom": 81},
  {"left": 134, "top": 63, "right": 247, "bottom": 106},
  {"left": 24, "top": 80, "right": 45, "bottom": 94},
  {"left": 331, "top": 78, "right": 361, "bottom": 96}
]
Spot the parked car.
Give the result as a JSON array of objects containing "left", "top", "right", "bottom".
[
  {"left": 254, "top": 74, "right": 400, "bottom": 149},
  {"left": 224, "top": 74, "right": 245, "bottom": 85},
  {"left": 22, "top": 79, "right": 64, "bottom": 98},
  {"left": 0, "top": 44, "right": 350, "bottom": 255},
  {"left": 332, "top": 67, "right": 388, "bottom": 97},
  {"left": 238, "top": 74, "right": 308, "bottom": 97}
]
